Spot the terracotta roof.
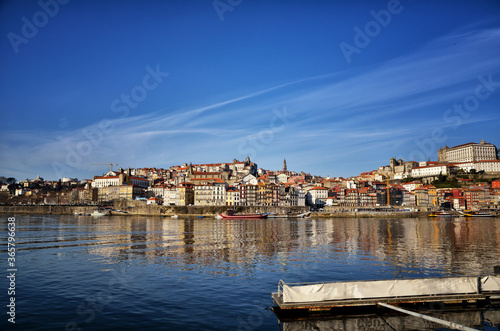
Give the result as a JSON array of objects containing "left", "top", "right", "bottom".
[
  {"left": 358, "top": 187, "right": 373, "bottom": 194},
  {"left": 413, "top": 164, "right": 447, "bottom": 169},
  {"left": 190, "top": 178, "right": 222, "bottom": 181},
  {"left": 310, "top": 186, "right": 327, "bottom": 190},
  {"left": 130, "top": 177, "right": 148, "bottom": 181},
  {"left": 192, "top": 171, "right": 222, "bottom": 175},
  {"left": 447, "top": 141, "right": 494, "bottom": 149}
]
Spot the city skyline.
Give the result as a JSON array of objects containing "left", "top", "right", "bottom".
[{"left": 1, "top": 0, "right": 500, "bottom": 181}]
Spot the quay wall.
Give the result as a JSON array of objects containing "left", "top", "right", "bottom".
[
  {"left": 320, "top": 206, "right": 430, "bottom": 218},
  {"left": 0, "top": 203, "right": 440, "bottom": 218},
  {"left": 0, "top": 204, "right": 309, "bottom": 217},
  {"left": 311, "top": 211, "right": 427, "bottom": 218}
]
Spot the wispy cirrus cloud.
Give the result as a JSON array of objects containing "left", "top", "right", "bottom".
[{"left": 1, "top": 27, "right": 499, "bottom": 179}]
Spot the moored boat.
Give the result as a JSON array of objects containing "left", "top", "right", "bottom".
[
  {"left": 268, "top": 212, "right": 310, "bottom": 218},
  {"left": 218, "top": 209, "right": 267, "bottom": 219},
  {"left": 267, "top": 214, "right": 289, "bottom": 218},
  {"left": 218, "top": 213, "right": 268, "bottom": 219},
  {"left": 90, "top": 209, "right": 109, "bottom": 217},
  {"left": 464, "top": 211, "right": 495, "bottom": 217},
  {"left": 110, "top": 209, "right": 130, "bottom": 216},
  {"left": 428, "top": 210, "right": 460, "bottom": 217}
]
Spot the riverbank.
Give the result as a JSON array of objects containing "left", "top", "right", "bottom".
[
  {"left": 0, "top": 204, "right": 431, "bottom": 218},
  {"left": 11, "top": 202, "right": 496, "bottom": 218},
  {"left": 309, "top": 211, "right": 427, "bottom": 218},
  {"left": 0, "top": 204, "right": 309, "bottom": 217}
]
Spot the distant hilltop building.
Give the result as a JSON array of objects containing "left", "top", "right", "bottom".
[
  {"left": 383, "top": 140, "right": 499, "bottom": 182},
  {"left": 438, "top": 140, "right": 498, "bottom": 163},
  {"left": 389, "top": 158, "right": 419, "bottom": 175}
]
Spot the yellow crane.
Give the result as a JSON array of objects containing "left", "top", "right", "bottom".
[
  {"left": 387, "top": 176, "right": 390, "bottom": 206},
  {"left": 92, "top": 163, "right": 118, "bottom": 172}
]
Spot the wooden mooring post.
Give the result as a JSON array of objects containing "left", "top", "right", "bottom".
[{"left": 377, "top": 302, "right": 479, "bottom": 331}]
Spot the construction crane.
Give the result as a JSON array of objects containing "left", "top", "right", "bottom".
[
  {"left": 92, "top": 163, "right": 118, "bottom": 172},
  {"left": 387, "top": 176, "right": 390, "bottom": 206}
]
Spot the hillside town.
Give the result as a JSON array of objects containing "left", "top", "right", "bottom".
[{"left": 2, "top": 140, "right": 500, "bottom": 212}]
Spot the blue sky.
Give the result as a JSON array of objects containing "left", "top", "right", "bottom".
[{"left": 1, "top": 0, "right": 500, "bottom": 181}]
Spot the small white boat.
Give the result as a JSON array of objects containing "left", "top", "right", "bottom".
[
  {"left": 110, "top": 210, "right": 130, "bottom": 216},
  {"left": 171, "top": 215, "right": 179, "bottom": 219},
  {"left": 91, "top": 209, "right": 109, "bottom": 217}
]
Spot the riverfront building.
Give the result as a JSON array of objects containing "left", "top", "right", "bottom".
[
  {"left": 10, "top": 148, "right": 499, "bottom": 210},
  {"left": 91, "top": 172, "right": 149, "bottom": 189}
]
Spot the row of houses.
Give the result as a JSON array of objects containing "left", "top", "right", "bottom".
[
  {"left": 60, "top": 167, "right": 500, "bottom": 210},
  {"left": 147, "top": 181, "right": 309, "bottom": 207},
  {"left": 143, "top": 179, "right": 500, "bottom": 210},
  {"left": 8, "top": 146, "right": 499, "bottom": 209},
  {"left": 320, "top": 180, "right": 500, "bottom": 211}
]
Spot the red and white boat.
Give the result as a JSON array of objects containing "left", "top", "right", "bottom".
[{"left": 217, "top": 209, "right": 268, "bottom": 219}]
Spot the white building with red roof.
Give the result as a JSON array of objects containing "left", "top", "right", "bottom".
[
  {"left": 438, "top": 140, "right": 498, "bottom": 163},
  {"left": 147, "top": 197, "right": 163, "bottom": 205},
  {"left": 306, "top": 186, "right": 328, "bottom": 207},
  {"left": 411, "top": 164, "right": 450, "bottom": 178},
  {"left": 449, "top": 160, "right": 500, "bottom": 173},
  {"left": 91, "top": 172, "right": 149, "bottom": 189}
]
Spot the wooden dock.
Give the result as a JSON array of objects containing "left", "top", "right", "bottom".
[
  {"left": 271, "top": 292, "right": 497, "bottom": 311},
  {"left": 273, "top": 306, "right": 500, "bottom": 331},
  {"left": 272, "top": 275, "right": 500, "bottom": 312}
]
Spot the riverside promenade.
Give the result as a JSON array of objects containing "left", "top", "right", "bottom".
[
  {"left": 0, "top": 203, "right": 435, "bottom": 218},
  {"left": 0, "top": 203, "right": 309, "bottom": 217}
]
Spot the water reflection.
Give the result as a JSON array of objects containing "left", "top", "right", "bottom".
[
  {"left": 17, "top": 216, "right": 500, "bottom": 277},
  {"left": 6, "top": 215, "right": 500, "bottom": 330},
  {"left": 276, "top": 309, "right": 500, "bottom": 331}
]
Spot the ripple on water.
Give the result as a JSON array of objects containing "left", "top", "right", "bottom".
[{"left": 2, "top": 215, "right": 500, "bottom": 330}]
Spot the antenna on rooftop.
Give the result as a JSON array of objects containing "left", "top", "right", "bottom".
[{"left": 92, "top": 163, "right": 118, "bottom": 172}]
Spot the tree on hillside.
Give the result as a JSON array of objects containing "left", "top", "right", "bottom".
[
  {"left": 7, "top": 183, "right": 19, "bottom": 195},
  {"left": 0, "top": 177, "right": 16, "bottom": 185}
]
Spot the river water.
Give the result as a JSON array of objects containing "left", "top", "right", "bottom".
[{"left": 1, "top": 215, "right": 500, "bottom": 330}]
